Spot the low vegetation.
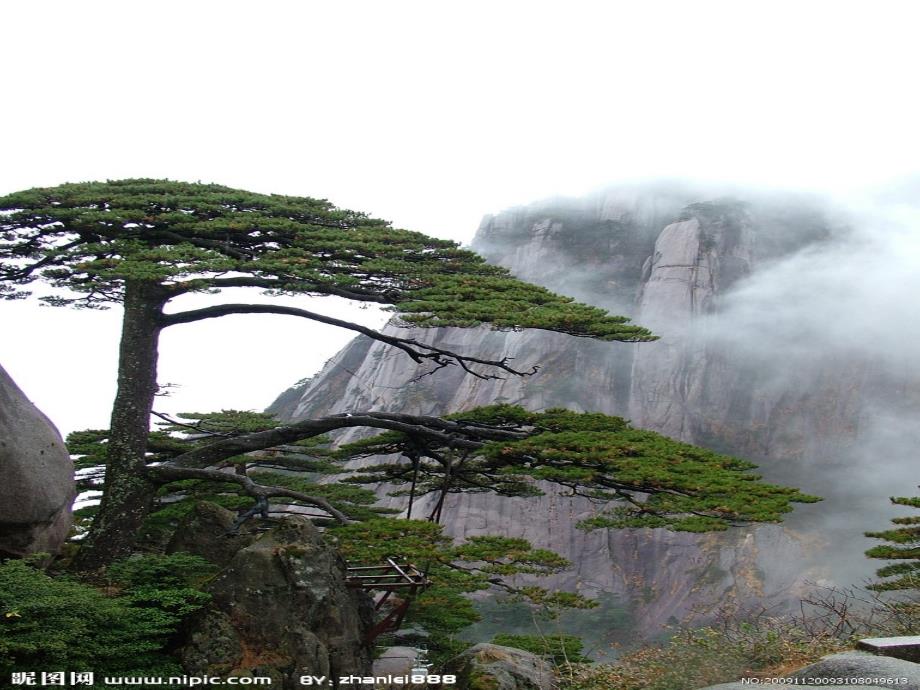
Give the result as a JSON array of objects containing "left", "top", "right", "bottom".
[
  {"left": 560, "top": 619, "right": 846, "bottom": 690},
  {"left": 0, "top": 554, "right": 215, "bottom": 683},
  {"left": 557, "top": 584, "right": 920, "bottom": 690}
]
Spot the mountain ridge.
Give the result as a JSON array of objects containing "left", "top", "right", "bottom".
[{"left": 268, "top": 183, "right": 914, "bottom": 638}]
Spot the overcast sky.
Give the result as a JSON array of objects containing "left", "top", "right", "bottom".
[{"left": 3, "top": 1, "right": 919, "bottom": 436}]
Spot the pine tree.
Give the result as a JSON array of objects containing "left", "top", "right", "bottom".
[
  {"left": 865, "top": 493, "right": 920, "bottom": 591},
  {"left": 0, "top": 179, "right": 815, "bottom": 570}
]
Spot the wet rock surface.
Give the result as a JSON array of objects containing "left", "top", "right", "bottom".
[
  {"left": 373, "top": 647, "right": 423, "bottom": 689},
  {"left": 166, "top": 500, "right": 257, "bottom": 566},
  {"left": 856, "top": 636, "right": 920, "bottom": 663}
]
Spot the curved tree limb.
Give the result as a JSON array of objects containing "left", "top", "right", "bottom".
[
  {"left": 165, "top": 412, "right": 522, "bottom": 469},
  {"left": 159, "top": 303, "right": 539, "bottom": 380},
  {"left": 145, "top": 464, "right": 351, "bottom": 524},
  {"left": 0, "top": 237, "right": 87, "bottom": 282}
]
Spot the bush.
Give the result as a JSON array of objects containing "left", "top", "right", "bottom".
[
  {"left": 106, "top": 552, "right": 217, "bottom": 590},
  {"left": 0, "top": 555, "right": 213, "bottom": 681}
]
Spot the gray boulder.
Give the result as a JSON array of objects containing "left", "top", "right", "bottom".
[
  {"left": 787, "top": 651, "right": 920, "bottom": 690},
  {"left": 174, "top": 505, "right": 375, "bottom": 689},
  {"left": 0, "top": 363, "right": 74, "bottom": 557},
  {"left": 449, "top": 643, "right": 555, "bottom": 690}
]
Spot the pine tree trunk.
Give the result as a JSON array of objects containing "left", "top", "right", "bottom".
[{"left": 72, "top": 281, "right": 166, "bottom": 570}]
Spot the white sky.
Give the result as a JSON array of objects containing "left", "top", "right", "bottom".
[{"left": 3, "top": 0, "right": 920, "bottom": 435}]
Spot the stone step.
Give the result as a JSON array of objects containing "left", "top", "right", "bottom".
[{"left": 857, "top": 636, "right": 920, "bottom": 663}]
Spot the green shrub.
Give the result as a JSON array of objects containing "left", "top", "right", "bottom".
[
  {"left": 0, "top": 556, "right": 212, "bottom": 680},
  {"left": 107, "top": 553, "right": 217, "bottom": 618},
  {"left": 106, "top": 552, "right": 217, "bottom": 589}
]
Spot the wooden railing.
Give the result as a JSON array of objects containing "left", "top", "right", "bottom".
[{"left": 346, "top": 558, "right": 430, "bottom": 643}]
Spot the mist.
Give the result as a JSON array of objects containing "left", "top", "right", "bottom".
[
  {"left": 680, "top": 185, "right": 920, "bottom": 587},
  {"left": 711, "top": 193, "right": 920, "bottom": 370}
]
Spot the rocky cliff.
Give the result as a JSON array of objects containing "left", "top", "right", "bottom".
[{"left": 268, "top": 183, "right": 918, "bottom": 640}]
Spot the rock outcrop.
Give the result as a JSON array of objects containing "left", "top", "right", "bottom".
[
  {"left": 0, "top": 363, "right": 75, "bottom": 557},
  {"left": 268, "top": 184, "right": 918, "bottom": 639},
  {"left": 173, "top": 503, "right": 375, "bottom": 688},
  {"left": 449, "top": 643, "right": 555, "bottom": 690}
]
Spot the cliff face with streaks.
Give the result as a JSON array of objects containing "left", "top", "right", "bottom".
[{"left": 268, "top": 183, "right": 916, "bottom": 637}]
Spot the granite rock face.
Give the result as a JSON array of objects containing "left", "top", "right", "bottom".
[
  {"left": 268, "top": 184, "right": 916, "bottom": 637},
  {"left": 0, "top": 363, "right": 75, "bottom": 557},
  {"left": 174, "top": 504, "right": 375, "bottom": 689}
]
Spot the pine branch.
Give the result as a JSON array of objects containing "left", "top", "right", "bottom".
[
  {"left": 164, "top": 276, "right": 393, "bottom": 303},
  {"left": 144, "top": 464, "right": 351, "bottom": 524},
  {"left": 160, "top": 303, "right": 538, "bottom": 379},
  {"left": 164, "top": 412, "right": 516, "bottom": 469}
]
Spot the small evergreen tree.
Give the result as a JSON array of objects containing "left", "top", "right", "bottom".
[
  {"left": 329, "top": 519, "right": 590, "bottom": 660},
  {"left": 865, "top": 492, "right": 920, "bottom": 591}
]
